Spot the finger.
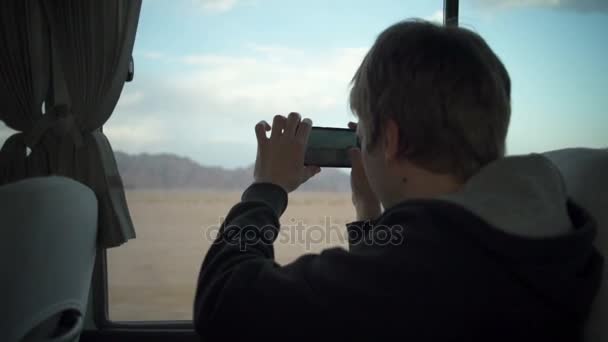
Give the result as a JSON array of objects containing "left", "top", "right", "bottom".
[
  {"left": 296, "top": 118, "right": 313, "bottom": 144},
  {"left": 255, "top": 120, "right": 270, "bottom": 144},
  {"left": 270, "top": 115, "right": 287, "bottom": 140},
  {"left": 348, "top": 121, "right": 357, "bottom": 130},
  {"left": 285, "top": 112, "right": 301, "bottom": 136}
]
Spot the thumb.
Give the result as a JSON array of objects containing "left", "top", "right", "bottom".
[{"left": 349, "top": 147, "right": 363, "bottom": 172}]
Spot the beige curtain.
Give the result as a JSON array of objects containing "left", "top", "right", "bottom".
[{"left": 0, "top": 0, "right": 142, "bottom": 248}]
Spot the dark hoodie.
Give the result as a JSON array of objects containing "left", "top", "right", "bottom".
[{"left": 193, "top": 154, "right": 603, "bottom": 341}]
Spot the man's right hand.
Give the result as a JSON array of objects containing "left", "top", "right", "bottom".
[
  {"left": 253, "top": 113, "right": 320, "bottom": 193},
  {"left": 348, "top": 122, "right": 382, "bottom": 221}
]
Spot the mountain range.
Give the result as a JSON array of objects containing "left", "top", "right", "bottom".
[{"left": 114, "top": 151, "right": 351, "bottom": 192}]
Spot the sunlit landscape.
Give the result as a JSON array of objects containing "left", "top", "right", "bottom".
[{"left": 108, "top": 190, "right": 354, "bottom": 320}]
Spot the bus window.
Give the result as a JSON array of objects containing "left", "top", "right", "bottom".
[
  {"left": 460, "top": 0, "right": 608, "bottom": 153},
  {"left": 104, "top": 0, "right": 445, "bottom": 321}
]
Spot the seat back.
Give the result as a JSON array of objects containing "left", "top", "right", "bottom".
[
  {"left": 0, "top": 177, "right": 98, "bottom": 342},
  {"left": 543, "top": 148, "right": 608, "bottom": 342}
]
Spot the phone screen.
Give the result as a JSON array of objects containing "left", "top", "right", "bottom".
[{"left": 304, "top": 127, "right": 358, "bottom": 167}]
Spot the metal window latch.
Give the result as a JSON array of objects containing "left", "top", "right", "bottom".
[{"left": 127, "top": 56, "right": 135, "bottom": 82}]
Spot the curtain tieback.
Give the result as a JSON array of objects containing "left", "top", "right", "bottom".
[{"left": 24, "top": 104, "right": 84, "bottom": 149}]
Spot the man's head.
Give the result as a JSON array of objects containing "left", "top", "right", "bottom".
[{"left": 350, "top": 19, "right": 511, "bottom": 207}]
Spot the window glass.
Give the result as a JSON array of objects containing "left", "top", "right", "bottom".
[
  {"left": 105, "top": 0, "right": 443, "bottom": 321},
  {"left": 460, "top": 0, "right": 608, "bottom": 153}
]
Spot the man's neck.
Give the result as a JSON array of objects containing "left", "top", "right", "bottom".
[
  {"left": 385, "top": 168, "right": 464, "bottom": 208},
  {"left": 404, "top": 176, "right": 463, "bottom": 199}
]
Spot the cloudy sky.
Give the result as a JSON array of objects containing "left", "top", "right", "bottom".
[{"left": 2, "top": 0, "right": 606, "bottom": 168}]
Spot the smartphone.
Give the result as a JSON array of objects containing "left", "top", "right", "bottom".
[{"left": 304, "top": 126, "right": 359, "bottom": 167}]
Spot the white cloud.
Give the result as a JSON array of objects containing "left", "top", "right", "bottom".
[
  {"left": 473, "top": 0, "right": 608, "bottom": 13},
  {"left": 105, "top": 44, "right": 369, "bottom": 167},
  {"left": 174, "top": 46, "right": 367, "bottom": 118},
  {"left": 138, "top": 51, "right": 165, "bottom": 60},
  {"left": 181, "top": 54, "right": 258, "bottom": 66},
  {"left": 115, "top": 90, "right": 144, "bottom": 108},
  {"left": 195, "top": 0, "right": 261, "bottom": 14},
  {"left": 247, "top": 44, "right": 305, "bottom": 61},
  {"left": 198, "top": 0, "right": 238, "bottom": 13},
  {"left": 104, "top": 117, "right": 169, "bottom": 152},
  {"left": 426, "top": 10, "right": 444, "bottom": 24}
]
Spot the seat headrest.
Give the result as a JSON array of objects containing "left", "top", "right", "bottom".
[{"left": 543, "top": 148, "right": 608, "bottom": 342}]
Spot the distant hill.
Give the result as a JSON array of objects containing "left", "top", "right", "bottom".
[{"left": 114, "top": 151, "right": 351, "bottom": 192}]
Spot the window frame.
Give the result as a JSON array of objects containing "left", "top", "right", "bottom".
[
  {"left": 90, "top": 0, "right": 459, "bottom": 330},
  {"left": 93, "top": 249, "right": 196, "bottom": 329}
]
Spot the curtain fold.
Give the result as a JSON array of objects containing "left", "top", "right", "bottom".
[{"left": 0, "top": 0, "right": 142, "bottom": 248}]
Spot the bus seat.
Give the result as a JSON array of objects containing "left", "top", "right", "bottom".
[
  {"left": 543, "top": 148, "right": 608, "bottom": 342},
  {"left": 0, "top": 177, "right": 98, "bottom": 342}
]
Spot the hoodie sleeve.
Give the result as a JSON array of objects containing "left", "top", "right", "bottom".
[
  {"left": 345, "top": 218, "right": 380, "bottom": 253},
  {"left": 193, "top": 182, "right": 336, "bottom": 339}
]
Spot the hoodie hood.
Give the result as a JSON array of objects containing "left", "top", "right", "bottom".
[
  {"left": 434, "top": 153, "right": 603, "bottom": 321},
  {"left": 439, "top": 153, "right": 572, "bottom": 237}
]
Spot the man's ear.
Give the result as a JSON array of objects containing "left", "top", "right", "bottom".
[{"left": 383, "top": 118, "right": 400, "bottom": 163}]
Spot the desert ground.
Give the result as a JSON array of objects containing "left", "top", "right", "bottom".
[{"left": 107, "top": 190, "right": 355, "bottom": 321}]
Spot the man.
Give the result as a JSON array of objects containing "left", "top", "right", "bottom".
[{"left": 194, "top": 20, "right": 602, "bottom": 341}]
